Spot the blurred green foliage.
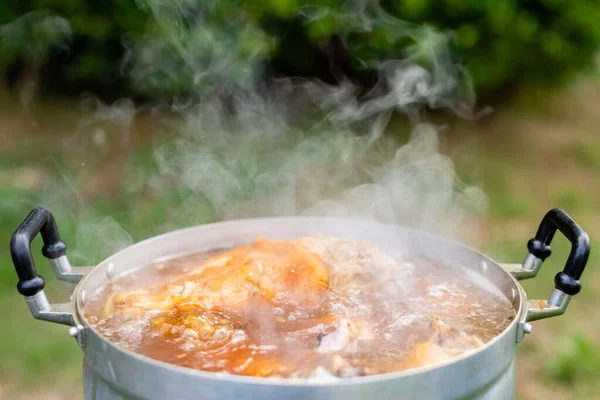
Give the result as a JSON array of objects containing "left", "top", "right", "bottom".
[
  {"left": 0, "top": 1, "right": 148, "bottom": 96},
  {"left": 386, "top": 0, "right": 600, "bottom": 95},
  {"left": 0, "top": 0, "right": 599, "bottom": 99},
  {"left": 549, "top": 334, "right": 600, "bottom": 384}
]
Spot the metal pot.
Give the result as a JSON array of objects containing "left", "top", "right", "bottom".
[{"left": 10, "top": 207, "right": 590, "bottom": 400}]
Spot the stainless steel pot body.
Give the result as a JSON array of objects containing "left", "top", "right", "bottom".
[{"left": 10, "top": 209, "right": 590, "bottom": 400}]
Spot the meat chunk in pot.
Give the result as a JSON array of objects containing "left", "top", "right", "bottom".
[
  {"left": 104, "top": 237, "right": 330, "bottom": 319},
  {"left": 402, "top": 317, "right": 484, "bottom": 369},
  {"left": 296, "top": 236, "right": 400, "bottom": 294}
]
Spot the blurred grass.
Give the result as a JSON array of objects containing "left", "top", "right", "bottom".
[
  {"left": 549, "top": 335, "right": 600, "bottom": 384},
  {"left": 1, "top": 81, "right": 600, "bottom": 399},
  {"left": 567, "top": 140, "right": 600, "bottom": 170}
]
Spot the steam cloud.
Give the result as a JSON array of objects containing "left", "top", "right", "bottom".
[{"left": 3, "top": 1, "right": 488, "bottom": 264}]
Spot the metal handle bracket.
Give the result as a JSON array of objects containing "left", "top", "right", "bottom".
[
  {"left": 25, "top": 292, "right": 74, "bottom": 326},
  {"left": 50, "top": 255, "right": 93, "bottom": 283},
  {"left": 516, "top": 294, "right": 571, "bottom": 342}
]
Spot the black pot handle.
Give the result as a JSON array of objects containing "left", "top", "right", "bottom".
[
  {"left": 10, "top": 208, "right": 67, "bottom": 297},
  {"left": 527, "top": 208, "right": 590, "bottom": 296}
]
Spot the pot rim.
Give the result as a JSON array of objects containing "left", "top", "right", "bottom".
[{"left": 73, "top": 216, "right": 523, "bottom": 387}]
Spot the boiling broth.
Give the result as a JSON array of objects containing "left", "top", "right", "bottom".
[{"left": 85, "top": 236, "right": 515, "bottom": 379}]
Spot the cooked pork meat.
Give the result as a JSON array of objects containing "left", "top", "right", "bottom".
[
  {"left": 402, "top": 317, "right": 484, "bottom": 369},
  {"left": 296, "top": 236, "right": 401, "bottom": 294},
  {"left": 317, "top": 318, "right": 374, "bottom": 353},
  {"left": 104, "top": 237, "right": 330, "bottom": 321}
]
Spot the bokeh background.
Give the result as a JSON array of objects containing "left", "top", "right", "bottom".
[{"left": 1, "top": 1, "right": 600, "bottom": 399}]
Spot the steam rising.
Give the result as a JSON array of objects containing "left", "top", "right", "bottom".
[
  {"left": 152, "top": 95, "right": 485, "bottom": 238},
  {"left": 6, "top": 1, "right": 487, "bottom": 264}
]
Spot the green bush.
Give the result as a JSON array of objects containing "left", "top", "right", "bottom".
[
  {"left": 384, "top": 0, "right": 600, "bottom": 96},
  {"left": 1, "top": 0, "right": 599, "bottom": 100},
  {"left": 0, "top": 1, "right": 148, "bottom": 96},
  {"left": 252, "top": 0, "right": 600, "bottom": 97}
]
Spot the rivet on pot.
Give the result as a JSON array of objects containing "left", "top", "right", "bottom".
[
  {"left": 80, "top": 290, "right": 86, "bottom": 306},
  {"left": 68, "top": 324, "right": 86, "bottom": 348},
  {"left": 107, "top": 262, "right": 115, "bottom": 280},
  {"left": 480, "top": 261, "right": 488, "bottom": 274},
  {"left": 511, "top": 288, "right": 517, "bottom": 301}
]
